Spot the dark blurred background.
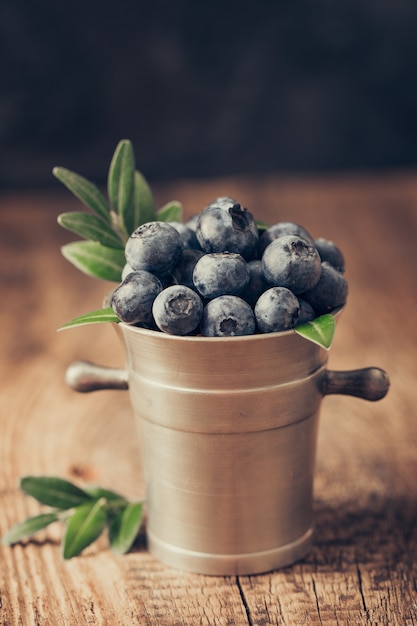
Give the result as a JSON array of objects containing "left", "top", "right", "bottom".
[{"left": 2, "top": 0, "right": 417, "bottom": 189}]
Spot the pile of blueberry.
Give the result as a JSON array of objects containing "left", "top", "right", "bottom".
[{"left": 111, "top": 197, "right": 348, "bottom": 337}]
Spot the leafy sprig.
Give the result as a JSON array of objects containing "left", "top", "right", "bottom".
[
  {"left": 55, "top": 139, "right": 182, "bottom": 284},
  {"left": 2, "top": 476, "right": 143, "bottom": 559},
  {"left": 55, "top": 139, "right": 182, "bottom": 328}
]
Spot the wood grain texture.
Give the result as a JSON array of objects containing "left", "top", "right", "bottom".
[{"left": 1, "top": 171, "right": 416, "bottom": 625}]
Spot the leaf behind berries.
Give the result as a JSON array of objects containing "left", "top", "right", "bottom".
[
  {"left": 20, "top": 476, "right": 93, "bottom": 509},
  {"left": 107, "top": 139, "right": 135, "bottom": 237},
  {"left": 58, "top": 212, "right": 124, "bottom": 249},
  {"left": 2, "top": 513, "right": 59, "bottom": 546},
  {"left": 295, "top": 314, "right": 336, "bottom": 350},
  {"left": 61, "top": 241, "right": 125, "bottom": 282},
  {"left": 109, "top": 502, "right": 143, "bottom": 555},
  {"left": 84, "top": 486, "right": 127, "bottom": 502},
  {"left": 53, "top": 167, "right": 111, "bottom": 223},
  {"left": 156, "top": 200, "right": 183, "bottom": 223},
  {"left": 255, "top": 219, "right": 269, "bottom": 232},
  {"left": 129, "top": 170, "right": 156, "bottom": 234},
  {"left": 62, "top": 499, "right": 107, "bottom": 559}
]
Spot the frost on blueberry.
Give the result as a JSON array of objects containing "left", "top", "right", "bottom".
[
  {"left": 121, "top": 263, "right": 135, "bottom": 280},
  {"left": 314, "top": 237, "right": 345, "bottom": 273},
  {"left": 262, "top": 235, "right": 321, "bottom": 294},
  {"left": 193, "top": 252, "right": 250, "bottom": 299},
  {"left": 258, "top": 221, "right": 315, "bottom": 256},
  {"left": 152, "top": 285, "right": 203, "bottom": 335},
  {"left": 196, "top": 200, "right": 259, "bottom": 260},
  {"left": 297, "top": 297, "right": 316, "bottom": 324},
  {"left": 206, "top": 196, "right": 239, "bottom": 211},
  {"left": 125, "top": 221, "right": 183, "bottom": 276},
  {"left": 201, "top": 296, "right": 256, "bottom": 337},
  {"left": 240, "top": 260, "right": 270, "bottom": 307},
  {"left": 111, "top": 271, "right": 163, "bottom": 326},
  {"left": 300, "top": 262, "right": 348, "bottom": 316},
  {"left": 169, "top": 221, "right": 201, "bottom": 250},
  {"left": 255, "top": 287, "right": 300, "bottom": 333},
  {"left": 173, "top": 249, "right": 204, "bottom": 290}
]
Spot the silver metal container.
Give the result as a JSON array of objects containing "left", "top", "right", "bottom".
[{"left": 67, "top": 320, "right": 389, "bottom": 575}]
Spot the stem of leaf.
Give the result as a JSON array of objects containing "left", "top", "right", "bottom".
[{"left": 110, "top": 211, "right": 129, "bottom": 244}]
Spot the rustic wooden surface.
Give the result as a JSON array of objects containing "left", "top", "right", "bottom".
[{"left": 1, "top": 170, "right": 416, "bottom": 625}]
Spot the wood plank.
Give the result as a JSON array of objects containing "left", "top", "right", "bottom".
[{"left": 1, "top": 171, "right": 416, "bottom": 624}]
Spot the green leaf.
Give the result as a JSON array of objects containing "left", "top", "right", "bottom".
[
  {"left": 156, "top": 200, "right": 183, "bottom": 223},
  {"left": 256, "top": 219, "right": 269, "bottom": 232},
  {"left": 20, "top": 476, "right": 93, "bottom": 510},
  {"left": 62, "top": 499, "right": 107, "bottom": 559},
  {"left": 2, "top": 513, "right": 59, "bottom": 546},
  {"left": 295, "top": 314, "right": 336, "bottom": 350},
  {"left": 57, "top": 307, "right": 120, "bottom": 331},
  {"left": 84, "top": 486, "right": 126, "bottom": 502},
  {"left": 53, "top": 167, "right": 111, "bottom": 223},
  {"left": 57, "top": 212, "right": 124, "bottom": 249},
  {"left": 129, "top": 170, "right": 156, "bottom": 233},
  {"left": 109, "top": 502, "right": 143, "bottom": 555},
  {"left": 61, "top": 241, "right": 125, "bottom": 282},
  {"left": 107, "top": 140, "right": 135, "bottom": 237}
]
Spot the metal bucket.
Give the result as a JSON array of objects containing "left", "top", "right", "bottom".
[{"left": 66, "top": 320, "right": 389, "bottom": 575}]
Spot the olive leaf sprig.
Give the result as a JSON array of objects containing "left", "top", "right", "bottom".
[{"left": 2, "top": 476, "right": 143, "bottom": 558}]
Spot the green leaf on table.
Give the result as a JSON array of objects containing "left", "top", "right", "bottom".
[
  {"left": 295, "top": 314, "right": 336, "bottom": 350},
  {"left": 20, "top": 476, "right": 93, "bottom": 510},
  {"left": 53, "top": 167, "right": 111, "bottom": 223},
  {"left": 128, "top": 170, "right": 156, "bottom": 234},
  {"left": 61, "top": 241, "right": 125, "bottom": 282},
  {"left": 62, "top": 499, "right": 107, "bottom": 559},
  {"left": 58, "top": 307, "right": 119, "bottom": 331},
  {"left": 109, "top": 502, "right": 143, "bottom": 555},
  {"left": 2, "top": 513, "right": 59, "bottom": 546},
  {"left": 58, "top": 212, "right": 124, "bottom": 249},
  {"left": 156, "top": 200, "right": 183, "bottom": 223},
  {"left": 107, "top": 139, "right": 135, "bottom": 237}
]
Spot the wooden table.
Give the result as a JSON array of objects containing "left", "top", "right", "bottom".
[{"left": 1, "top": 170, "right": 416, "bottom": 624}]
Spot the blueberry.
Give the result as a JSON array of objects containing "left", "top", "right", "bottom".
[
  {"left": 259, "top": 222, "right": 315, "bottom": 256},
  {"left": 240, "top": 259, "right": 270, "bottom": 307},
  {"left": 206, "top": 196, "right": 239, "bottom": 211},
  {"left": 255, "top": 287, "right": 300, "bottom": 333},
  {"left": 196, "top": 201, "right": 259, "bottom": 260},
  {"left": 262, "top": 235, "right": 321, "bottom": 294},
  {"left": 111, "top": 271, "right": 163, "bottom": 326},
  {"left": 184, "top": 214, "right": 200, "bottom": 232},
  {"left": 121, "top": 262, "right": 135, "bottom": 280},
  {"left": 169, "top": 221, "right": 201, "bottom": 250},
  {"left": 152, "top": 285, "right": 203, "bottom": 335},
  {"left": 201, "top": 295, "right": 256, "bottom": 337},
  {"left": 301, "top": 261, "right": 348, "bottom": 315},
  {"left": 125, "top": 221, "right": 183, "bottom": 276},
  {"left": 297, "top": 297, "right": 316, "bottom": 324},
  {"left": 193, "top": 252, "right": 250, "bottom": 299},
  {"left": 173, "top": 248, "right": 204, "bottom": 290},
  {"left": 314, "top": 237, "right": 345, "bottom": 273}
]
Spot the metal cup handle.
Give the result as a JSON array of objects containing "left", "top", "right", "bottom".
[
  {"left": 321, "top": 367, "right": 389, "bottom": 401},
  {"left": 65, "top": 360, "right": 129, "bottom": 392},
  {"left": 65, "top": 360, "right": 389, "bottom": 401}
]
